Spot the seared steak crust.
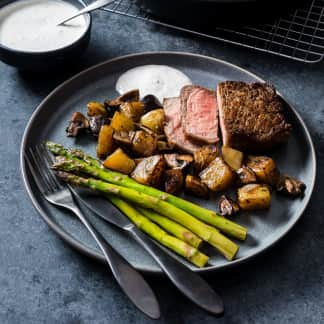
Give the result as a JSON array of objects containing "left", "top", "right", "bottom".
[{"left": 217, "top": 81, "right": 292, "bottom": 151}]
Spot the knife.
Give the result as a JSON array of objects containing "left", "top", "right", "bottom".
[{"left": 72, "top": 187, "right": 224, "bottom": 315}]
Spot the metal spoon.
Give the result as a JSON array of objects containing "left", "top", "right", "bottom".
[{"left": 57, "top": 0, "right": 115, "bottom": 26}]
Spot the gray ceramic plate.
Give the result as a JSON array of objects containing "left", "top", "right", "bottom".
[{"left": 20, "top": 52, "right": 316, "bottom": 274}]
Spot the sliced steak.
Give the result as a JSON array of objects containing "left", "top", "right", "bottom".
[
  {"left": 217, "top": 81, "right": 292, "bottom": 151},
  {"left": 181, "top": 85, "right": 219, "bottom": 144},
  {"left": 163, "top": 97, "right": 200, "bottom": 153}
]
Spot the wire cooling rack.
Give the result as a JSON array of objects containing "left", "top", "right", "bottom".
[{"left": 101, "top": 0, "right": 324, "bottom": 63}]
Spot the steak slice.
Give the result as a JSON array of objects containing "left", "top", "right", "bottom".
[
  {"left": 163, "top": 97, "right": 200, "bottom": 153},
  {"left": 181, "top": 85, "right": 219, "bottom": 144},
  {"left": 217, "top": 81, "right": 292, "bottom": 151}
]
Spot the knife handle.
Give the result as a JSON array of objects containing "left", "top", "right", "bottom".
[
  {"left": 70, "top": 205, "right": 160, "bottom": 319},
  {"left": 129, "top": 226, "right": 224, "bottom": 315}
]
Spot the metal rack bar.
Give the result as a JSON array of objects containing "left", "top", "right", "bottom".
[{"left": 101, "top": 0, "right": 324, "bottom": 63}]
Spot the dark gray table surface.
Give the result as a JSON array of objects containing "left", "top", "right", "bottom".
[{"left": 1, "top": 10, "right": 323, "bottom": 324}]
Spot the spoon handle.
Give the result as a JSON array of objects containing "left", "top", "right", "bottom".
[{"left": 58, "top": 0, "right": 115, "bottom": 25}]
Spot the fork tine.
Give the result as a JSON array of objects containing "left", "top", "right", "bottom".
[
  {"left": 35, "top": 145, "right": 60, "bottom": 192},
  {"left": 25, "top": 149, "right": 51, "bottom": 194}
]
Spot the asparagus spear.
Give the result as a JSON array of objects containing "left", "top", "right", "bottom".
[
  {"left": 136, "top": 208, "right": 202, "bottom": 249},
  {"left": 55, "top": 169, "right": 239, "bottom": 261},
  {"left": 70, "top": 147, "right": 203, "bottom": 248},
  {"left": 107, "top": 195, "right": 209, "bottom": 268},
  {"left": 46, "top": 142, "right": 247, "bottom": 240}
]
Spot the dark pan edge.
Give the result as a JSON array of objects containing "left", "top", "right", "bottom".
[{"left": 20, "top": 51, "right": 317, "bottom": 275}]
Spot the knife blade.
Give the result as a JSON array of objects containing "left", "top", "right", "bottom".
[{"left": 72, "top": 187, "right": 224, "bottom": 316}]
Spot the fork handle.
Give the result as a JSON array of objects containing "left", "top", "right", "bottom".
[
  {"left": 128, "top": 226, "right": 224, "bottom": 315},
  {"left": 69, "top": 205, "right": 160, "bottom": 319}
]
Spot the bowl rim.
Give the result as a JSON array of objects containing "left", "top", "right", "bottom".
[{"left": 0, "top": 0, "right": 92, "bottom": 55}]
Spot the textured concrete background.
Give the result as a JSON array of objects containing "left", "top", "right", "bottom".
[{"left": 0, "top": 9, "right": 324, "bottom": 324}]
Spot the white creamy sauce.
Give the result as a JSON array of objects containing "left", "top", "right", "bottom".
[
  {"left": 0, "top": 0, "right": 87, "bottom": 52},
  {"left": 116, "top": 65, "right": 192, "bottom": 102}
]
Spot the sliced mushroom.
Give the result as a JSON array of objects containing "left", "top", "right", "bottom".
[
  {"left": 164, "top": 154, "right": 193, "bottom": 169},
  {"left": 218, "top": 195, "right": 240, "bottom": 216},
  {"left": 164, "top": 169, "right": 184, "bottom": 195},
  {"left": 113, "top": 131, "right": 135, "bottom": 150},
  {"left": 104, "top": 89, "right": 140, "bottom": 109},
  {"left": 236, "top": 166, "right": 257, "bottom": 185},
  {"left": 276, "top": 174, "right": 306, "bottom": 197},
  {"left": 89, "top": 116, "right": 109, "bottom": 137},
  {"left": 66, "top": 112, "right": 89, "bottom": 137},
  {"left": 193, "top": 145, "right": 219, "bottom": 172}
]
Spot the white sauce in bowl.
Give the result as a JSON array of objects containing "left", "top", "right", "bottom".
[
  {"left": 116, "top": 65, "right": 192, "bottom": 102},
  {"left": 0, "top": 0, "right": 87, "bottom": 52}
]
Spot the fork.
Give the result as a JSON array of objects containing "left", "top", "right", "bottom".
[{"left": 24, "top": 144, "right": 160, "bottom": 319}]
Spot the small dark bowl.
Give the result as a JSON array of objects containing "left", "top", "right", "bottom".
[{"left": 0, "top": 0, "right": 92, "bottom": 70}]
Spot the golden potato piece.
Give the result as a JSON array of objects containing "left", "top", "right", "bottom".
[
  {"left": 96, "top": 125, "right": 114, "bottom": 159},
  {"left": 131, "top": 155, "right": 165, "bottom": 187},
  {"left": 140, "top": 109, "right": 165, "bottom": 134},
  {"left": 237, "top": 184, "right": 271, "bottom": 210},
  {"left": 110, "top": 111, "right": 134, "bottom": 132},
  {"left": 103, "top": 148, "right": 135, "bottom": 174},
  {"left": 120, "top": 101, "right": 144, "bottom": 121},
  {"left": 199, "top": 157, "right": 235, "bottom": 192},
  {"left": 185, "top": 175, "right": 209, "bottom": 199},
  {"left": 87, "top": 102, "right": 107, "bottom": 117},
  {"left": 222, "top": 146, "right": 243, "bottom": 171},
  {"left": 193, "top": 145, "right": 219, "bottom": 172},
  {"left": 132, "top": 131, "right": 157, "bottom": 157},
  {"left": 246, "top": 155, "right": 280, "bottom": 186}
]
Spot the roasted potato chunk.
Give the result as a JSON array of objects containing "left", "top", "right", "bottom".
[
  {"left": 87, "top": 102, "right": 107, "bottom": 117},
  {"left": 185, "top": 175, "right": 209, "bottom": 199},
  {"left": 246, "top": 155, "right": 280, "bottom": 186},
  {"left": 120, "top": 101, "right": 144, "bottom": 121},
  {"left": 194, "top": 145, "right": 219, "bottom": 172},
  {"left": 132, "top": 131, "right": 157, "bottom": 157},
  {"left": 103, "top": 148, "right": 135, "bottom": 174},
  {"left": 96, "top": 125, "right": 114, "bottom": 159},
  {"left": 110, "top": 111, "right": 134, "bottom": 132},
  {"left": 218, "top": 195, "right": 240, "bottom": 216},
  {"left": 131, "top": 155, "right": 165, "bottom": 187},
  {"left": 140, "top": 109, "right": 165, "bottom": 134},
  {"left": 164, "top": 169, "right": 184, "bottom": 195},
  {"left": 199, "top": 157, "right": 235, "bottom": 192},
  {"left": 237, "top": 166, "right": 257, "bottom": 185},
  {"left": 237, "top": 184, "right": 271, "bottom": 210},
  {"left": 222, "top": 146, "right": 243, "bottom": 171}
]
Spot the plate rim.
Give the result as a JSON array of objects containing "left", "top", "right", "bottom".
[{"left": 20, "top": 51, "right": 317, "bottom": 274}]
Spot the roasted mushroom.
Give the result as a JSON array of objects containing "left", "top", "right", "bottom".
[
  {"left": 105, "top": 89, "right": 140, "bottom": 109},
  {"left": 141, "top": 94, "right": 163, "bottom": 113},
  {"left": 276, "top": 174, "right": 306, "bottom": 197},
  {"left": 193, "top": 145, "right": 219, "bottom": 172},
  {"left": 185, "top": 175, "right": 209, "bottom": 199},
  {"left": 66, "top": 112, "right": 89, "bottom": 137},
  {"left": 199, "top": 157, "right": 236, "bottom": 192},
  {"left": 157, "top": 141, "right": 174, "bottom": 152},
  {"left": 131, "top": 155, "right": 165, "bottom": 187},
  {"left": 164, "top": 169, "right": 184, "bottom": 195},
  {"left": 164, "top": 154, "right": 193, "bottom": 169},
  {"left": 246, "top": 155, "right": 280, "bottom": 186},
  {"left": 132, "top": 131, "right": 157, "bottom": 157},
  {"left": 112, "top": 131, "right": 134, "bottom": 150},
  {"left": 236, "top": 166, "right": 258, "bottom": 185},
  {"left": 218, "top": 195, "right": 240, "bottom": 216},
  {"left": 89, "top": 116, "right": 109, "bottom": 137}
]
